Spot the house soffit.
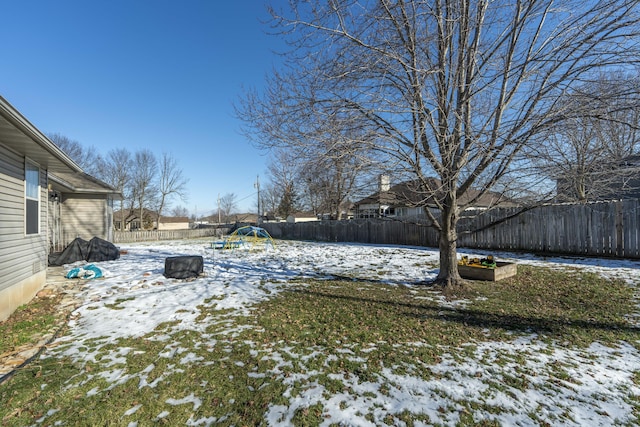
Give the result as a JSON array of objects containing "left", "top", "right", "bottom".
[{"left": 49, "top": 171, "right": 122, "bottom": 198}]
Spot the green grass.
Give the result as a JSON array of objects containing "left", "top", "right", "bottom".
[
  {"left": 103, "top": 297, "right": 136, "bottom": 310},
  {"left": 471, "top": 267, "right": 638, "bottom": 346},
  {"left": 1, "top": 265, "right": 639, "bottom": 426},
  {"left": 0, "top": 295, "right": 61, "bottom": 353}
]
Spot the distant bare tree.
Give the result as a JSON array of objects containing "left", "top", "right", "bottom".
[
  {"left": 266, "top": 149, "right": 302, "bottom": 216},
  {"left": 240, "top": 75, "right": 377, "bottom": 219},
  {"left": 589, "top": 75, "right": 640, "bottom": 161},
  {"left": 533, "top": 74, "right": 640, "bottom": 201},
  {"left": 300, "top": 114, "right": 375, "bottom": 218},
  {"left": 132, "top": 149, "right": 158, "bottom": 230},
  {"left": 156, "top": 153, "right": 189, "bottom": 228},
  {"left": 99, "top": 148, "right": 133, "bottom": 230},
  {"left": 240, "top": 0, "right": 640, "bottom": 289},
  {"left": 171, "top": 206, "right": 190, "bottom": 217},
  {"left": 219, "top": 192, "right": 238, "bottom": 223},
  {"left": 260, "top": 182, "right": 281, "bottom": 217},
  {"left": 299, "top": 152, "right": 366, "bottom": 219},
  {"left": 48, "top": 133, "right": 103, "bottom": 177},
  {"left": 47, "top": 135, "right": 193, "bottom": 231}
]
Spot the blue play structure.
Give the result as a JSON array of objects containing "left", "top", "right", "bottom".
[{"left": 211, "top": 226, "right": 275, "bottom": 251}]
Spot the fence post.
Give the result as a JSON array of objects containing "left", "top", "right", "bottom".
[{"left": 616, "top": 201, "right": 624, "bottom": 257}]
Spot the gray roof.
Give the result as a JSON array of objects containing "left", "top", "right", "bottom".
[{"left": 355, "top": 178, "right": 509, "bottom": 209}]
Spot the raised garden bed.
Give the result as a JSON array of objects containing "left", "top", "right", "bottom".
[{"left": 458, "top": 261, "right": 517, "bottom": 281}]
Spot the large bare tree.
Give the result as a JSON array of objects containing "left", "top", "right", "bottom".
[
  {"left": 156, "top": 152, "right": 189, "bottom": 228},
  {"left": 240, "top": 0, "right": 640, "bottom": 288}
]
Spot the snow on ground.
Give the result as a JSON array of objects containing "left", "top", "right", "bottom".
[
  {"left": 47, "top": 239, "right": 640, "bottom": 426},
  {"left": 58, "top": 241, "right": 442, "bottom": 348}
]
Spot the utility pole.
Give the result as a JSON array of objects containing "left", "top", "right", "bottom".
[
  {"left": 217, "top": 193, "right": 221, "bottom": 224},
  {"left": 254, "top": 175, "right": 261, "bottom": 222}
]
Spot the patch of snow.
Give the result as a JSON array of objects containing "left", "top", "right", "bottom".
[
  {"left": 166, "top": 393, "right": 202, "bottom": 411},
  {"left": 123, "top": 404, "right": 142, "bottom": 416}
]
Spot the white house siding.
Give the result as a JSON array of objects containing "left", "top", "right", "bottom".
[
  {"left": 0, "top": 142, "right": 48, "bottom": 321},
  {"left": 158, "top": 222, "right": 190, "bottom": 231},
  {"left": 395, "top": 206, "right": 425, "bottom": 218},
  {"left": 286, "top": 215, "right": 318, "bottom": 223},
  {"left": 59, "top": 194, "right": 110, "bottom": 245},
  {"left": 357, "top": 203, "right": 390, "bottom": 218}
]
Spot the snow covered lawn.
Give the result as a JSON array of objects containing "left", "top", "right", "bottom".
[{"left": 3, "top": 239, "right": 640, "bottom": 426}]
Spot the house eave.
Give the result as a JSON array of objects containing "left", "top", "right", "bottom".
[
  {"left": 0, "top": 96, "right": 83, "bottom": 174},
  {"left": 49, "top": 172, "right": 123, "bottom": 199}
]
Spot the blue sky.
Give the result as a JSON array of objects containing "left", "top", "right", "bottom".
[{"left": 0, "top": 0, "right": 285, "bottom": 216}]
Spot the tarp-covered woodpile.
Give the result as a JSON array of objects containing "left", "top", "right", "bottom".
[{"left": 48, "top": 237, "right": 120, "bottom": 266}]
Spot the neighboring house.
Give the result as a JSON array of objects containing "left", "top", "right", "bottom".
[
  {"left": 259, "top": 213, "right": 280, "bottom": 223},
  {"left": 157, "top": 216, "right": 190, "bottom": 230},
  {"left": 613, "top": 155, "right": 640, "bottom": 199},
  {"left": 0, "top": 96, "right": 120, "bottom": 321},
  {"left": 190, "top": 213, "right": 262, "bottom": 226},
  {"left": 286, "top": 212, "right": 318, "bottom": 223},
  {"left": 113, "top": 208, "right": 156, "bottom": 231},
  {"left": 234, "top": 213, "right": 260, "bottom": 224},
  {"left": 354, "top": 176, "right": 509, "bottom": 219},
  {"left": 315, "top": 204, "right": 355, "bottom": 221}
]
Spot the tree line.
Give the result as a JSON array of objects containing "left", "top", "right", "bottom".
[{"left": 49, "top": 134, "right": 189, "bottom": 229}]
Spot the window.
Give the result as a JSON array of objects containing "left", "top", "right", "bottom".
[{"left": 25, "top": 161, "right": 40, "bottom": 235}]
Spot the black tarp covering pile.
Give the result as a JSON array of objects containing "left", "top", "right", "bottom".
[
  {"left": 48, "top": 237, "right": 120, "bottom": 266},
  {"left": 164, "top": 256, "right": 204, "bottom": 279}
]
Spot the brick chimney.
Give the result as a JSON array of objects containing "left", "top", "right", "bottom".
[{"left": 379, "top": 174, "right": 390, "bottom": 192}]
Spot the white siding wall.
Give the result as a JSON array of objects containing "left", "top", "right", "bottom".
[
  {"left": 60, "top": 194, "right": 108, "bottom": 245},
  {"left": 0, "top": 143, "right": 47, "bottom": 293}
]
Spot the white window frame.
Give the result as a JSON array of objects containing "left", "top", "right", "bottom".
[{"left": 25, "top": 159, "right": 40, "bottom": 235}]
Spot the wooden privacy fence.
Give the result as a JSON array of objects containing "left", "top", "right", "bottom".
[
  {"left": 263, "top": 218, "right": 439, "bottom": 247},
  {"left": 113, "top": 228, "right": 228, "bottom": 243},
  {"left": 457, "top": 200, "right": 639, "bottom": 258},
  {"left": 262, "top": 199, "right": 640, "bottom": 259}
]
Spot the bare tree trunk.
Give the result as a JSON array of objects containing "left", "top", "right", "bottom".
[{"left": 434, "top": 195, "right": 464, "bottom": 288}]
